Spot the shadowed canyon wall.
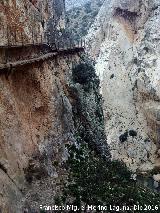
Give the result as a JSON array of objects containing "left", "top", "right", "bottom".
[
  {"left": 0, "top": 0, "right": 110, "bottom": 212},
  {"left": 0, "top": 0, "right": 70, "bottom": 211},
  {"left": 87, "top": 0, "right": 160, "bottom": 173}
]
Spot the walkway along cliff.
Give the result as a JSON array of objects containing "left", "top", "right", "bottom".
[
  {"left": 2, "top": 1, "right": 160, "bottom": 212},
  {"left": 0, "top": 0, "right": 110, "bottom": 212}
]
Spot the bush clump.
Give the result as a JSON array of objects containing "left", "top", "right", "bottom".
[
  {"left": 119, "top": 131, "right": 128, "bottom": 143},
  {"left": 60, "top": 144, "right": 160, "bottom": 213},
  {"left": 72, "top": 63, "right": 97, "bottom": 85},
  {"left": 129, "top": 130, "right": 137, "bottom": 137}
]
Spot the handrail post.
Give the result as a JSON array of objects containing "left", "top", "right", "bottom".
[
  {"left": 32, "top": 28, "right": 34, "bottom": 45},
  {"left": 35, "top": 34, "right": 37, "bottom": 44},
  {"left": 66, "top": 40, "right": 68, "bottom": 50},
  {"left": 2, "top": 25, "right": 4, "bottom": 38},
  {"left": 7, "top": 25, "right": 10, "bottom": 47},
  {"left": 57, "top": 42, "right": 59, "bottom": 51},
  {"left": 21, "top": 31, "right": 23, "bottom": 46},
  {"left": 6, "top": 26, "right": 9, "bottom": 63},
  {"left": 41, "top": 34, "right": 43, "bottom": 44},
  {"left": 14, "top": 30, "right": 17, "bottom": 45}
]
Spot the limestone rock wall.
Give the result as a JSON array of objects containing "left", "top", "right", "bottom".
[
  {"left": 0, "top": 0, "right": 73, "bottom": 212},
  {"left": 0, "top": 50, "right": 109, "bottom": 211},
  {"left": 87, "top": 0, "right": 160, "bottom": 172},
  {"left": 47, "top": 0, "right": 66, "bottom": 44},
  {"left": 0, "top": 52, "right": 81, "bottom": 212},
  {"left": 0, "top": 0, "right": 66, "bottom": 46},
  {"left": 0, "top": 0, "right": 50, "bottom": 46}
]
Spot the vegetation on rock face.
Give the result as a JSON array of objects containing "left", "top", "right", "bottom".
[
  {"left": 66, "top": 0, "right": 104, "bottom": 40},
  {"left": 55, "top": 61, "right": 160, "bottom": 213},
  {"left": 129, "top": 130, "right": 137, "bottom": 137},
  {"left": 61, "top": 144, "right": 160, "bottom": 213},
  {"left": 119, "top": 130, "right": 138, "bottom": 143},
  {"left": 119, "top": 131, "right": 128, "bottom": 143},
  {"left": 70, "top": 60, "right": 109, "bottom": 157},
  {"left": 72, "top": 63, "right": 97, "bottom": 85}
]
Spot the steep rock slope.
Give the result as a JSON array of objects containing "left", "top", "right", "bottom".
[
  {"left": 0, "top": 54, "right": 77, "bottom": 212},
  {"left": 0, "top": 0, "right": 66, "bottom": 212},
  {"left": 87, "top": 0, "right": 160, "bottom": 173},
  {"left": 0, "top": 0, "right": 49, "bottom": 45},
  {"left": 0, "top": 54, "right": 110, "bottom": 212},
  {"left": 47, "top": 0, "right": 66, "bottom": 43},
  {"left": 0, "top": 1, "right": 110, "bottom": 212},
  {"left": 66, "top": 0, "right": 104, "bottom": 40},
  {"left": 0, "top": 0, "right": 66, "bottom": 46},
  {"left": 66, "top": 0, "right": 90, "bottom": 10}
]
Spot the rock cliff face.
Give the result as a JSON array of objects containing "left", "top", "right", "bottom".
[
  {"left": 0, "top": 1, "right": 109, "bottom": 212},
  {"left": 66, "top": 0, "right": 104, "bottom": 41},
  {"left": 87, "top": 0, "right": 160, "bottom": 172},
  {"left": 47, "top": 0, "right": 66, "bottom": 43},
  {"left": 0, "top": 0, "right": 67, "bottom": 212},
  {"left": 66, "top": 0, "right": 89, "bottom": 10},
  {"left": 0, "top": 53, "right": 78, "bottom": 212},
  {"left": 0, "top": 0, "right": 49, "bottom": 45},
  {"left": 0, "top": 54, "right": 109, "bottom": 212},
  {"left": 0, "top": 0, "right": 66, "bottom": 46}
]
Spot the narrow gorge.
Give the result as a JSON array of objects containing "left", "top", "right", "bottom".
[
  {"left": 87, "top": 0, "right": 160, "bottom": 180},
  {"left": 1, "top": 0, "right": 160, "bottom": 212}
]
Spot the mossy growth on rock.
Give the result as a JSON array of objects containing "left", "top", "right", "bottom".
[
  {"left": 72, "top": 62, "right": 99, "bottom": 86},
  {"left": 150, "top": 166, "right": 160, "bottom": 176},
  {"left": 24, "top": 155, "right": 48, "bottom": 184},
  {"left": 54, "top": 59, "right": 160, "bottom": 212},
  {"left": 129, "top": 129, "right": 137, "bottom": 137},
  {"left": 59, "top": 143, "right": 160, "bottom": 213},
  {"left": 70, "top": 60, "right": 109, "bottom": 157},
  {"left": 119, "top": 131, "right": 128, "bottom": 143}
]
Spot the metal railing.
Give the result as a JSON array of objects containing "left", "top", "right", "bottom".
[
  {"left": 0, "top": 25, "right": 85, "bottom": 50},
  {"left": 0, "top": 25, "right": 46, "bottom": 48},
  {"left": 0, "top": 43, "right": 85, "bottom": 70},
  {"left": 0, "top": 26, "right": 85, "bottom": 69}
]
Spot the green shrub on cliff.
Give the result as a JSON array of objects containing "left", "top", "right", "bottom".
[
  {"left": 62, "top": 144, "right": 160, "bottom": 213},
  {"left": 72, "top": 63, "right": 96, "bottom": 85},
  {"left": 70, "top": 61, "right": 108, "bottom": 156},
  {"left": 58, "top": 61, "right": 160, "bottom": 213}
]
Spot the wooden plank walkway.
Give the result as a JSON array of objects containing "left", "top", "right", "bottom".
[
  {"left": 0, "top": 39, "right": 85, "bottom": 50},
  {"left": 0, "top": 43, "right": 49, "bottom": 49},
  {"left": 0, "top": 47, "right": 84, "bottom": 71}
]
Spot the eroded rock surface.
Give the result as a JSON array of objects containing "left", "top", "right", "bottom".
[
  {"left": 0, "top": 0, "right": 73, "bottom": 212},
  {"left": 0, "top": 52, "right": 81, "bottom": 212},
  {"left": 87, "top": 0, "right": 160, "bottom": 172}
]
